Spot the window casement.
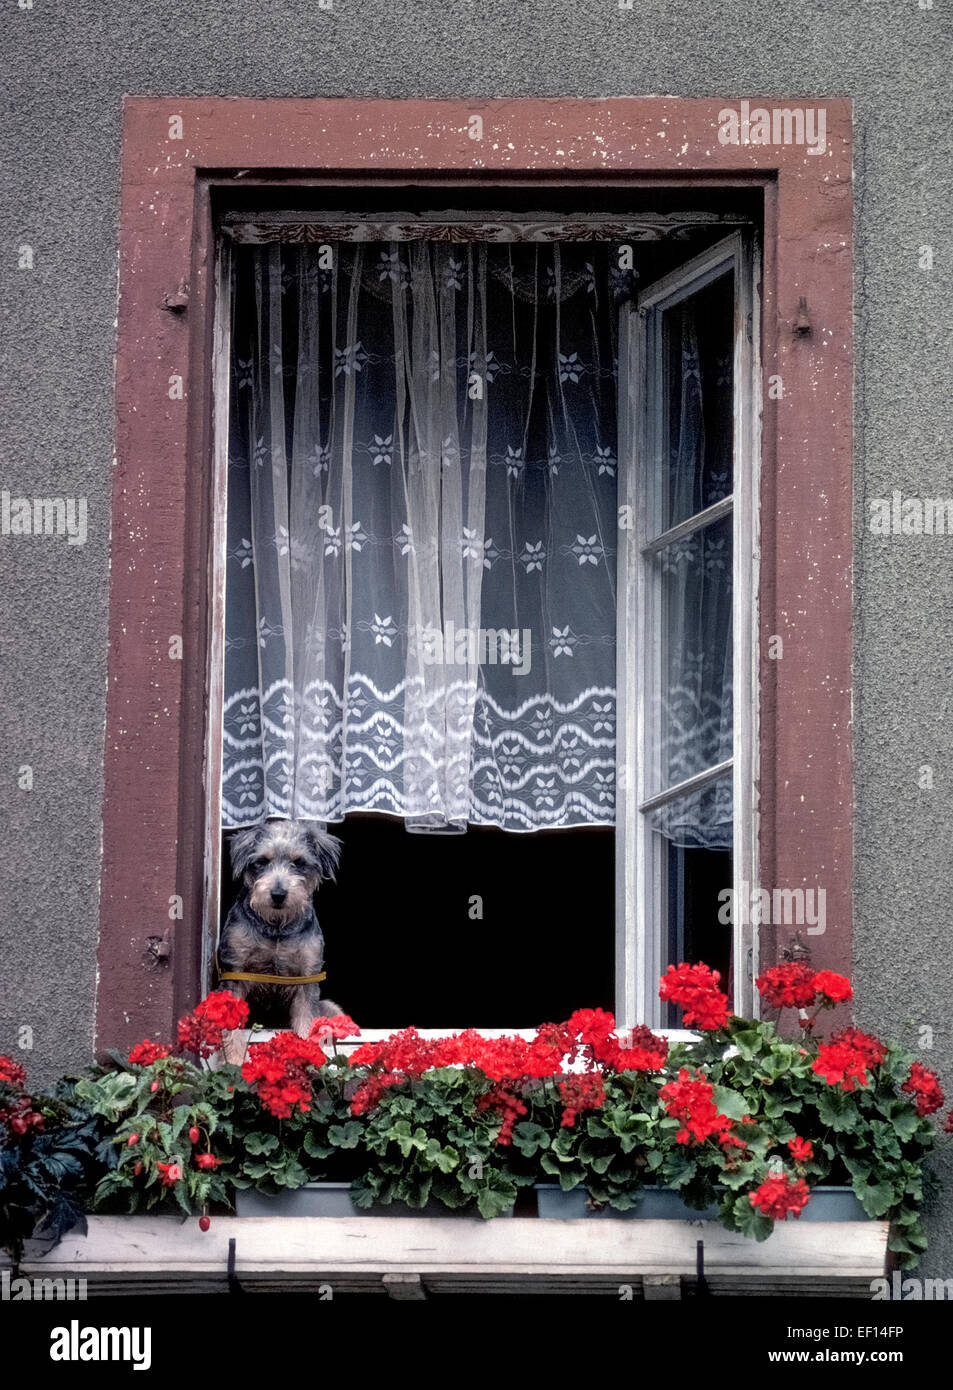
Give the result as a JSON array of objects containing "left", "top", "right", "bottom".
[
  {"left": 99, "top": 98, "right": 853, "bottom": 1057},
  {"left": 617, "top": 232, "right": 760, "bottom": 1029},
  {"left": 207, "top": 211, "right": 760, "bottom": 1034}
]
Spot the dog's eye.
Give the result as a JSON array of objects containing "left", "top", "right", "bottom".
[{"left": 291, "top": 858, "right": 307, "bottom": 870}]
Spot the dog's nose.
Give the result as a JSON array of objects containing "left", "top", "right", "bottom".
[{"left": 270, "top": 888, "right": 288, "bottom": 906}]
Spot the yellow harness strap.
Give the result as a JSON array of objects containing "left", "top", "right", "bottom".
[{"left": 219, "top": 970, "right": 327, "bottom": 986}]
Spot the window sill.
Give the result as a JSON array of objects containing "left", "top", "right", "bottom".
[{"left": 20, "top": 1214, "right": 887, "bottom": 1298}]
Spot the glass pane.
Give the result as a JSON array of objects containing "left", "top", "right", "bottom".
[
  {"left": 647, "top": 513, "right": 732, "bottom": 799},
  {"left": 650, "top": 773, "right": 733, "bottom": 1028},
  {"left": 656, "top": 268, "right": 734, "bottom": 534}
]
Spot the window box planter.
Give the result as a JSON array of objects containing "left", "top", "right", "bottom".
[
  {"left": 19, "top": 1212, "right": 889, "bottom": 1298},
  {"left": 533, "top": 1183, "right": 867, "bottom": 1222}
]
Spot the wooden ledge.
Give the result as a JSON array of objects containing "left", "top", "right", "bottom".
[{"left": 20, "top": 1215, "right": 888, "bottom": 1298}]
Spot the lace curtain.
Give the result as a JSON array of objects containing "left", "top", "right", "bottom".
[
  {"left": 221, "top": 238, "right": 732, "bottom": 844},
  {"left": 223, "top": 241, "right": 622, "bottom": 831}
]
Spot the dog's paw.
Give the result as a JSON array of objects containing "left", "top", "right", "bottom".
[
  {"left": 315, "top": 998, "right": 344, "bottom": 1017},
  {"left": 221, "top": 1029, "right": 248, "bottom": 1066}
]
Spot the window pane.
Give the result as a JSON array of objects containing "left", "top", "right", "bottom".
[
  {"left": 646, "top": 512, "right": 732, "bottom": 804},
  {"left": 650, "top": 773, "right": 733, "bottom": 1027},
  {"left": 656, "top": 268, "right": 734, "bottom": 534}
]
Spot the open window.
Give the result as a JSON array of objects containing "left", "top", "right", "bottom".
[{"left": 207, "top": 205, "right": 761, "bottom": 1033}]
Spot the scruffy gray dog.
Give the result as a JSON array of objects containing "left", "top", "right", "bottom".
[{"left": 218, "top": 819, "right": 344, "bottom": 1041}]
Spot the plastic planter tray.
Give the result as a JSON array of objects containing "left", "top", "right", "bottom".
[
  {"left": 534, "top": 1184, "right": 868, "bottom": 1221},
  {"left": 235, "top": 1182, "right": 514, "bottom": 1218}
]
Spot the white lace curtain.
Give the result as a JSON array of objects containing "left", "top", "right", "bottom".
[
  {"left": 223, "top": 241, "right": 620, "bottom": 831},
  {"left": 222, "top": 238, "right": 732, "bottom": 843}
]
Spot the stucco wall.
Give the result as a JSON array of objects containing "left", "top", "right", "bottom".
[{"left": 1, "top": 0, "right": 951, "bottom": 1274}]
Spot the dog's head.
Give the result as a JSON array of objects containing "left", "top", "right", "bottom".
[{"left": 229, "top": 819, "right": 342, "bottom": 929}]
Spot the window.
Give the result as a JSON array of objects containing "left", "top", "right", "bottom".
[
  {"left": 99, "top": 98, "right": 853, "bottom": 1055},
  {"left": 212, "top": 207, "right": 759, "bottom": 1030}
]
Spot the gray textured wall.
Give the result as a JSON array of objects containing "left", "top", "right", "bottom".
[{"left": 1, "top": 0, "right": 951, "bottom": 1274}]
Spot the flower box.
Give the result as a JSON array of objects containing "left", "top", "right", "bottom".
[
  {"left": 234, "top": 1181, "right": 513, "bottom": 1219},
  {"left": 533, "top": 1183, "right": 867, "bottom": 1222}
]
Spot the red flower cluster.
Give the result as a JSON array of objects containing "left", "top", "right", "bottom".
[
  {"left": 309, "top": 1013, "right": 361, "bottom": 1042},
  {"left": 242, "top": 1032, "right": 327, "bottom": 1118},
  {"left": 755, "top": 963, "right": 818, "bottom": 1010},
  {"left": 475, "top": 1083, "right": 528, "bottom": 1145},
  {"left": 558, "top": 1073, "right": 606, "bottom": 1128},
  {"left": 349, "top": 1026, "right": 565, "bottom": 1085},
  {"left": 756, "top": 963, "right": 852, "bottom": 1010},
  {"left": 659, "top": 1068, "right": 734, "bottom": 1145},
  {"left": 787, "top": 1136, "right": 814, "bottom": 1164},
  {"left": 591, "top": 1024, "right": 669, "bottom": 1073},
  {"left": 0, "top": 1055, "right": 27, "bottom": 1089},
  {"left": 813, "top": 971, "right": 853, "bottom": 1004},
  {"left": 128, "top": 1040, "right": 172, "bottom": 1066},
  {"left": 901, "top": 1062, "right": 945, "bottom": 1117},
  {"left": 157, "top": 1161, "right": 182, "bottom": 1186},
  {"left": 749, "top": 1173, "right": 811, "bottom": 1220},
  {"left": 345, "top": 1013, "right": 669, "bottom": 1117},
  {"left": 812, "top": 1027, "right": 886, "bottom": 1092},
  {"left": 658, "top": 963, "right": 731, "bottom": 1030},
  {"left": 177, "top": 991, "right": 251, "bottom": 1058},
  {"left": 0, "top": 1095, "right": 45, "bottom": 1134},
  {"left": 349, "top": 1071, "right": 405, "bottom": 1117},
  {"left": 195, "top": 1152, "right": 221, "bottom": 1171}
]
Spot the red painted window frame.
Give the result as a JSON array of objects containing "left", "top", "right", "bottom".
[{"left": 98, "top": 97, "right": 853, "bottom": 1053}]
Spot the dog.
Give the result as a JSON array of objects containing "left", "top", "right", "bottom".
[{"left": 217, "top": 819, "right": 344, "bottom": 1052}]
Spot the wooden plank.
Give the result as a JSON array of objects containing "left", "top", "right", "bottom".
[{"left": 22, "top": 1216, "right": 888, "bottom": 1289}]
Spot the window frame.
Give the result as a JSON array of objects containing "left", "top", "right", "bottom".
[
  {"left": 97, "top": 98, "right": 854, "bottom": 1054},
  {"left": 211, "top": 216, "right": 754, "bottom": 1034}
]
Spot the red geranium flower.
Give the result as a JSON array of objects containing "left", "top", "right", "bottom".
[
  {"left": 755, "top": 963, "right": 817, "bottom": 1010},
  {"left": 750, "top": 1173, "right": 811, "bottom": 1220},
  {"left": 787, "top": 1136, "right": 814, "bottom": 1163},
  {"left": 812, "top": 1039, "right": 871, "bottom": 1092},
  {"left": 658, "top": 963, "right": 731, "bottom": 1030},
  {"left": 901, "top": 1062, "right": 945, "bottom": 1117},
  {"left": 195, "top": 991, "right": 251, "bottom": 1031},
  {"left": 0, "top": 1056, "right": 27, "bottom": 1089},
  {"left": 475, "top": 1082, "right": 529, "bottom": 1145},
  {"left": 128, "top": 1040, "right": 172, "bottom": 1066},
  {"left": 242, "top": 1031, "right": 326, "bottom": 1118},
  {"left": 597, "top": 1024, "right": 669, "bottom": 1073},
  {"left": 558, "top": 1073, "right": 606, "bottom": 1127},
  {"left": 812, "top": 971, "right": 853, "bottom": 1005},
  {"left": 659, "top": 1068, "right": 734, "bottom": 1145},
  {"left": 308, "top": 1013, "right": 361, "bottom": 1041},
  {"left": 832, "top": 1027, "right": 886, "bottom": 1067}
]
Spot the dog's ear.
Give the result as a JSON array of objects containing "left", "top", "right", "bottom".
[
  {"left": 303, "top": 824, "right": 342, "bottom": 883},
  {"left": 229, "top": 826, "right": 262, "bottom": 880}
]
